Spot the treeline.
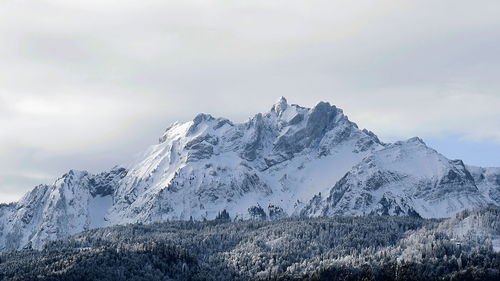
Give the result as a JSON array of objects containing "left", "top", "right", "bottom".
[{"left": 0, "top": 208, "right": 498, "bottom": 281}]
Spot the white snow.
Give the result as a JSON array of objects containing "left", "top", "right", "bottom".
[{"left": 88, "top": 195, "right": 113, "bottom": 229}]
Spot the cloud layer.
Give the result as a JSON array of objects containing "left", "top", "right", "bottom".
[{"left": 1, "top": 0, "right": 499, "bottom": 202}]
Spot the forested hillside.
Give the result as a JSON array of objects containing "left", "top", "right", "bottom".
[{"left": 1, "top": 207, "right": 498, "bottom": 281}]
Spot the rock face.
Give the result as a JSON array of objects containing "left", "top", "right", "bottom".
[
  {"left": 301, "top": 138, "right": 491, "bottom": 218},
  {"left": 466, "top": 166, "right": 500, "bottom": 205},
  {"left": 0, "top": 168, "right": 126, "bottom": 250},
  {"left": 0, "top": 97, "right": 499, "bottom": 250}
]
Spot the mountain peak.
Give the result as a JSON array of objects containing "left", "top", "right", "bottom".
[
  {"left": 192, "top": 113, "right": 215, "bottom": 125},
  {"left": 407, "top": 137, "right": 426, "bottom": 145},
  {"left": 272, "top": 96, "right": 288, "bottom": 114}
]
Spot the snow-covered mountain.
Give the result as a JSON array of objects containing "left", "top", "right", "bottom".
[
  {"left": 0, "top": 97, "right": 499, "bottom": 250},
  {"left": 301, "top": 137, "right": 492, "bottom": 218},
  {"left": 0, "top": 168, "right": 126, "bottom": 250},
  {"left": 107, "top": 97, "right": 383, "bottom": 224}
]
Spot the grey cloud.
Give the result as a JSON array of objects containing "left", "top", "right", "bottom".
[{"left": 1, "top": 0, "right": 500, "bottom": 203}]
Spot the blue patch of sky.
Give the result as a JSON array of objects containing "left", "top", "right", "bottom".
[{"left": 425, "top": 135, "right": 500, "bottom": 167}]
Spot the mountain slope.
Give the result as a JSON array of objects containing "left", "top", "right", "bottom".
[
  {"left": 0, "top": 168, "right": 126, "bottom": 250},
  {"left": 302, "top": 137, "right": 492, "bottom": 218},
  {"left": 467, "top": 165, "right": 500, "bottom": 205},
  {"left": 0, "top": 97, "right": 498, "bottom": 250}
]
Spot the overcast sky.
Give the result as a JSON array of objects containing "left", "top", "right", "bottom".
[{"left": 1, "top": 0, "right": 499, "bottom": 203}]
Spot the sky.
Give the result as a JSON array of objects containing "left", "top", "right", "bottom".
[{"left": 1, "top": 0, "right": 499, "bottom": 203}]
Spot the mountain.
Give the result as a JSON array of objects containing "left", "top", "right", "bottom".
[
  {"left": 0, "top": 168, "right": 126, "bottom": 250},
  {"left": 107, "top": 97, "right": 383, "bottom": 224},
  {"left": 301, "top": 138, "right": 493, "bottom": 218},
  {"left": 0, "top": 97, "right": 499, "bottom": 250}
]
